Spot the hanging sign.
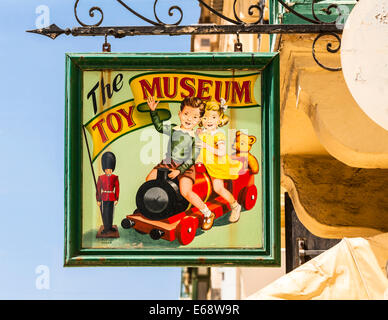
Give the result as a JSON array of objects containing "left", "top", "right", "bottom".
[{"left": 65, "top": 53, "right": 280, "bottom": 266}]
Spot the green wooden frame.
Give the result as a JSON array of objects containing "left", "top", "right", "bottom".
[{"left": 65, "top": 52, "right": 280, "bottom": 267}]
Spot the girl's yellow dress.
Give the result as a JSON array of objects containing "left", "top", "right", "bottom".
[{"left": 198, "top": 131, "right": 242, "bottom": 180}]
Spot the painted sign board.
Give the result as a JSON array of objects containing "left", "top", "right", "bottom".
[{"left": 65, "top": 53, "right": 280, "bottom": 266}]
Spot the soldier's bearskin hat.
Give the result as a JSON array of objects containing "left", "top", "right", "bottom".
[{"left": 102, "top": 152, "right": 116, "bottom": 171}]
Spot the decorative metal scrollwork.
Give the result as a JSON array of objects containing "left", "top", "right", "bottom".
[
  {"left": 312, "top": 32, "right": 342, "bottom": 72},
  {"left": 74, "top": 0, "right": 185, "bottom": 27},
  {"left": 276, "top": 0, "right": 343, "bottom": 25},
  {"left": 74, "top": 0, "right": 104, "bottom": 27},
  {"left": 312, "top": 3, "right": 341, "bottom": 24},
  {"left": 30, "top": 0, "right": 347, "bottom": 34},
  {"left": 73, "top": 0, "right": 265, "bottom": 27},
  {"left": 28, "top": 0, "right": 350, "bottom": 71},
  {"left": 198, "top": 0, "right": 264, "bottom": 25},
  {"left": 235, "top": 1, "right": 264, "bottom": 24},
  {"left": 153, "top": 0, "right": 183, "bottom": 26}
]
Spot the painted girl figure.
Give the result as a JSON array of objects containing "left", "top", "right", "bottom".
[{"left": 197, "top": 99, "right": 243, "bottom": 223}]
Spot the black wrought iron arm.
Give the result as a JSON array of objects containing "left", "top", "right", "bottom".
[
  {"left": 27, "top": 0, "right": 348, "bottom": 71},
  {"left": 28, "top": 0, "right": 346, "bottom": 38}
]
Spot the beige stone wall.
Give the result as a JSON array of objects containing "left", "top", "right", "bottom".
[{"left": 278, "top": 34, "right": 388, "bottom": 238}]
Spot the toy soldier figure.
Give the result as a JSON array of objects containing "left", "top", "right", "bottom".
[{"left": 96, "top": 152, "right": 120, "bottom": 236}]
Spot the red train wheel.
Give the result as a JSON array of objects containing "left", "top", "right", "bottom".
[
  {"left": 241, "top": 185, "right": 258, "bottom": 210},
  {"left": 176, "top": 216, "right": 198, "bottom": 246}
]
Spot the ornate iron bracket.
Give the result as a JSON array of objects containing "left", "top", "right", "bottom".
[{"left": 27, "top": 0, "right": 349, "bottom": 71}]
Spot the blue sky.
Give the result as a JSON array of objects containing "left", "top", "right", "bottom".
[{"left": 0, "top": 0, "right": 200, "bottom": 300}]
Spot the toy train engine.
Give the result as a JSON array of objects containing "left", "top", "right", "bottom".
[
  {"left": 121, "top": 162, "right": 258, "bottom": 245},
  {"left": 135, "top": 168, "right": 190, "bottom": 221}
]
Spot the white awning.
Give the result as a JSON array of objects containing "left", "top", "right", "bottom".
[{"left": 247, "top": 236, "right": 388, "bottom": 300}]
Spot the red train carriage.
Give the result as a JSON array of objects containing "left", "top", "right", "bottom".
[{"left": 121, "top": 163, "right": 258, "bottom": 246}]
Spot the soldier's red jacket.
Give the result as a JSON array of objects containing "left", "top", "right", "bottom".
[{"left": 96, "top": 174, "right": 119, "bottom": 201}]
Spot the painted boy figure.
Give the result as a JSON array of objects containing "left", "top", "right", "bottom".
[
  {"left": 96, "top": 151, "right": 120, "bottom": 236},
  {"left": 146, "top": 96, "right": 216, "bottom": 230}
]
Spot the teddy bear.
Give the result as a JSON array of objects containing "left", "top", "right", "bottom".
[{"left": 231, "top": 131, "right": 259, "bottom": 175}]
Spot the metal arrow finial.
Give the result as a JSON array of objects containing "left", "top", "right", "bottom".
[{"left": 26, "top": 24, "right": 66, "bottom": 40}]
